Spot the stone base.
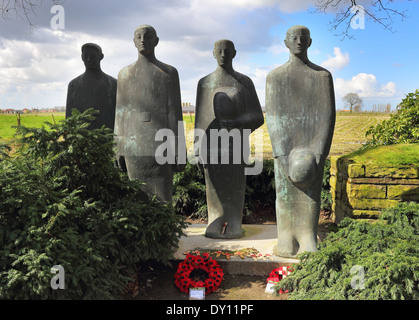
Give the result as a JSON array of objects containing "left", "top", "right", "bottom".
[{"left": 173, "top": 224, "right": 299, "bottom": 276}]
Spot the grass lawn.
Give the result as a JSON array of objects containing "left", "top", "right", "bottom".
[{"left": 341, "top": 143, "right": 419, "bottom": 167}]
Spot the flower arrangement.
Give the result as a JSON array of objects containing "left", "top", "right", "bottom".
[
  {"left": 267, "top": 266, "right": 293, "bottom": 294},
  {"left": 267, "top": 266, "right": 293, "bottom": 282},
  {"left": 175, "top": 253, "right": 224, "bottom": 295}
]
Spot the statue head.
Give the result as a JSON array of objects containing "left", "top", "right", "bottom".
[
  {"left": 81, "top": 43, "right": 104, "bottom": 71},
  {"left": 213, "top": 39, "right": 236, "bottom": 69},
  {"left": 284, "top": 25, "right": 312, "bottom": 57},
  {"left": 133, "top": 24, "right": 159, "bottom": 56}
]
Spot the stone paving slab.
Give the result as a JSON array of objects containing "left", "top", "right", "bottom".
[{"left": 173, "top": 224, "right": 299, "bottom": 276}]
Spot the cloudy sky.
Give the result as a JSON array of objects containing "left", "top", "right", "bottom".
[{"left": 0, "top": 0, "right": 417, "bottom": 110}]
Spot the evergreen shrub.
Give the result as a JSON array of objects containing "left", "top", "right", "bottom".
[
  {"left": 0, "top": 109, "right": 187, "bottom": 299},
  {"left": 274, "top": 202, "right": 419, "bottom": 300}
]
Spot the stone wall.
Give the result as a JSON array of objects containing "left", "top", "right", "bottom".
[{"left": 330, "top": 156, "right": 419, "bottom": 222}]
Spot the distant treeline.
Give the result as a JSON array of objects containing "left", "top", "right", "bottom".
[{"left": 372, "top": 103, "right": 391, "bottom": 113}]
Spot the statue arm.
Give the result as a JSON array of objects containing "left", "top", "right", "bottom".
[
  {"left": 313, "top": 74, "right": 336, "bottom": 163},
  {"left": 168, "top": 67, "right": 186, "bottom": 169},
  {"left": 265, "top": 72, "right": 283, "bottom": 159},
  {"left": 193, "top": 79, "right": 204, "bottom": 157},
  {"left": 240, "top": 78, "right": 264, "bottom": 132},
  {"left": 114, "top": 69, "right": 129, "bottom": 138},
  {"left": 65, "top": 81, "right": 75, "bottom": 118}
]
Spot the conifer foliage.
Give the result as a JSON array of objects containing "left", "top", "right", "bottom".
[
  {"left": 275, "top": 202, "right": 419, "bottom": 300},
  {"left": 0, "top": 109, "right": 187, "bottom": 299}
]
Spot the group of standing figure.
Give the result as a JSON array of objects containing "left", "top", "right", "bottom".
[{"left": 65, "top": 24, "right": 335, "bottom": 258}]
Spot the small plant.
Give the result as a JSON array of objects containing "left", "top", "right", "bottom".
[
  {"left": 172, "top": 162, "right": 207, "bottom": 219},
  {"left": 274, "top": 202, "right": 419, "bottom": 300}
]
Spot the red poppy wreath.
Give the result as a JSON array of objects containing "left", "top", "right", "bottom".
[{"left": 175, "top": 253, "right": 224, "bottom": 295}]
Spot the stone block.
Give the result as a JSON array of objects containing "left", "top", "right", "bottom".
[
  {"left": 329, "top": 175, "right": 337, "bottom": 190},
  {"left": 352, "top": 210, "right": 382, "bottom": 219},
  {"left": 348, "top": 198, "right": 399, "bottom": 210},
  {"left": 330, "top": 156, "right": 339, "bottom": 173},
  {"left": 348, "top": 184, "right": 387, "bottom": 199},
  {"left": 330, "top": 175, "right": 342, "bottom": 200},
  {"left": 347, "top": 164, "right": 365, "bottom": 178},
  {"left": 387, "top": 185, "right": 419, "bottom": 200},
  {"left": 332, "top": 202, "right": 346, "bottom": 224},
  {"left": 365, "top": 166, "right": 418, "bottom": 179}
]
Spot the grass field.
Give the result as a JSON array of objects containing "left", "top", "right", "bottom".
[
  {"left": 0, "top": 113, "right": 65, "bottom": 141},
  {"left": 0, "top": 112, "right": 390, "bottom": 158},
  {"left": 183, "top": 112, "right": 391, "bottom": 158}
]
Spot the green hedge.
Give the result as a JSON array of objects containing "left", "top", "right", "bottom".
[{"left": 0, "top": 109, "right": 187, "bottom": 299}]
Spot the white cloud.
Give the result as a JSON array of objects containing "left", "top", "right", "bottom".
[
  {"left": 268, "top": 42, "right": 288, "bottom": 56},
  {"left": 0, "top": 0, "right": 288, "bottom": 108},
  {"left": 321, "top": 47, "right": 350, "bottom": 73},
  {"left": 335, "top": 73, "right": 397, "bottom": 100},
  {"left": 0, "top": 28, "right": 135, "bottom": 108},
  {"left": 188, "top": 0, "right": 315, "bottom": 12},
  {"left": 276, "top": 0, "right": 317, "bottom": 13}
]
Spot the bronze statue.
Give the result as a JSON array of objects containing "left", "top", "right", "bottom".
[
  {"left": 66, "top": 43, "right": 117, "bottom": 130},
  {"left": 195, "top": 39, "right": 264, "bottom": 239},
  {"left": 114, "top": 25, "right": 185, "bottom": 202},
  {"left": 266, "top": 25, "right": 336, "bottom": 257}
]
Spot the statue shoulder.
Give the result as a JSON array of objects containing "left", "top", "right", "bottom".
[
  {"left": 197, "top": 73, "right": 214, "bottom": 88},
  {"left": 308, "top": 62, "right": 333, "bottom": 78},
  {"left": 102, "top": 72, "right": 117, "bottom": 84},
  {"left": 118, "top": 63, "right": 135, "bottom": 79},
  {"left": 67, "top": 74, "right": 84, "bottom": 89},
  {"left": 155, "top": 60, "right": 179, "bottom": 78},
  {"left": 266, "top": 63, "right": 290, "bottom": 82},
  {"left": 234, "top": 71, "right": 255, "bottom": 87}
]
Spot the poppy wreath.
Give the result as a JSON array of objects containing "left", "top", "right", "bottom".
[
  {"left": 267, "top": 266, "right": 293, "bottom": 294},
  {"left": 175, "top": 253, "right": 224, "bottom": 294}
]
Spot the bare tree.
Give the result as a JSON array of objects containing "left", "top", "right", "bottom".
[
  {"left": 343, "top": 92, "right": 363, "bottom": 113},
  {"left": 0, "top": 0, "right": 63, "bottom": 29},
  {"left": 313, "top": 0, "right": 411, "bottom": 39}
]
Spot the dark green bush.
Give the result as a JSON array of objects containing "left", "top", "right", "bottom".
[
  {"left": 245, "top": 159, "right": 276, "bottom": 214},
  {"left": 0, "top": 109, "right": 187, "bottom": 299},
  {"left": 274, "top": 202, "right": 419, "bottom": 300},
  {"left": 366, "top": 89, "right": 419, "bottom": 146},
  {"left": 172, "top": 162, "right": 207, "bottom": 219}
]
